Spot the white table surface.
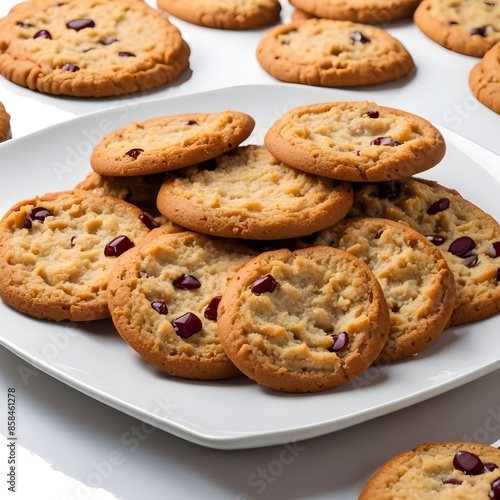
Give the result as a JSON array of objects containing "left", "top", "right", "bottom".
[{"left": 1, "top": 1, "right": 500, "bottom": 499}]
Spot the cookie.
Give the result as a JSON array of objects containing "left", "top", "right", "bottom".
[
  {"left": 348, "top": 177, "right": 500, "bottom": 326},
  {"left": 90, "top": 111, "right": 255, "bottom": 176},
  {"left": 470, "top": 41, "right": 500, "bottom": 114},
  {"left": 290, "top": 9, "right": 315, "bottom": 23},
  {"left": 310, "top": 217, "right": 456, "bottom": 364},
  {"left": 107, "top": 227, "right": 258, "bottom": 380},
  {"left": 359, "top": 441, "right": 500, "bottom": 499},
  {"left": 0, "top": 101, "right": 11, "bottom": 142},
  {"left": 0, "top": 0, "right": 190, "bottom": 97},
  {"left": 156, "top": 145, "right": 354, "bottom": 240},
  {"left": 216, "top": 246, "right": 390, "bottom": 392},
  {"left": 264, "top": 101, "right": 446, "bottom": 182},
  {"left": 289, "top": 0, "right": 421, "bottom": 23},
  {"left": 0, "top": 190, "right": 151, "bottom": 322},
  {"left": 414, "top": 0, "right": 500, "bottom": 57},
  {"left": 74, "top": 171, "right": 178, "bottom": 228},
  {"left": 156, "top": 0, "right": 281, "bottom": 30},
  {"left": 256, "top": 19, "right": 414, "bottom": 88}
]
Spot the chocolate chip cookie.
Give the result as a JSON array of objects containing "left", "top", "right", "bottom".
[
  {"left": 0, "top": 0, "right": 190, "bottom": 97},
  {"left": 217, "top": 246, "right": 390, "bottom": 392},
  {"left": 256, "top": 18, "right": 414, "bottom": 87},
  {"left": 108, "top": 227, "right": 258, "bottom": 379},
  {"left": 264, "top": 101, "right": 446, "bottom": 182}
]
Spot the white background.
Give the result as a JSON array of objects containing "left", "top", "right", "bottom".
[{"left": 1, "top": 1, "right": 500, "bottom": 499}]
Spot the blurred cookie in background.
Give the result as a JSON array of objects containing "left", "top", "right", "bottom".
[
  {"left": 470, "top": 42, "right": 500, "bottom": 114},
  {"left": 157, "top": 0, "right": 281, "bottom": 30},
  {"left": 0, "top": 101, "right": 11, "bottom": 142},
  {"left": 289, "top": 0, "right": 421, "bottom": 23}
]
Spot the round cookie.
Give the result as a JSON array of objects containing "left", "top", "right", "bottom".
[
  {"left": 289, "top": 0, "right": 421, "bottom": 23},
  {"left": 0, "top": 101, "right": 11, "bottom": 142},
  {"left": 156, "top": 0, "right": 281, "bottom": 30},
  {"left": 348, "top": 177, "right": 500, "bottom": 326},
  {"left": 0, "top": 190, "right": 151, "bottom": 322},
  {"left": 107, "top": 227, "right": 258, "bottom": 380},
  {"left": 156, "top": 145, "right": 354, "bottom": 240},
  {"left": 359, "top": 441, "right": 500, "bottom": 499},
  {"left": 256, "top": 19, "right": 414, "bottom": 88},
  {"left": 470, "top": 42, "right": 500, "bottom": 114},
  {"left": 311, "top": 217, "right": 456, "bottom": 364},
  {"left": 216, "top": 246, "right": 390, "bottom": 393},
  {"left": 414, "top": 0, "right": 500, "bottom": 57},
  {"left": 0, "top": 0, "right": 190, "bottom": 97},
  {"left": 264, "top": 101, "right": 446, "bottom": 182},
  {"left": 90, "top": 111, "right": 255, "bottom": 176}
]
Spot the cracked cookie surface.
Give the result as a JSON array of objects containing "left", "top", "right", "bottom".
[
  {"left": 414, "top": 0, "right": 500, "bottom": 57},
  {"left": 217, "top": 246, "right": 390, "bottom": 392},
  {"left": 469, "top": 41, "right": 500, "bottom": 114},
  {"left": 359, "top": 441, "right": 500, "bottom": 499},
  {"left": 0, "top": 0, "right": 190, "bottom": 97},
  {"left": 264, "top": 101, "right": 445, "bottom": 182},
  {"left": 0, "top": 189, "right": 151, "bottom": 321},
  {"left": 348, "top": 177, "right": 500, "bottom": 326},
  {"left": 256, "top": 18, "right": 414, "bottom": 87},
  {"left": 311, "top": 217, "right": 456, "bottom": 364},
  {"left": 156, "top": 144, "right": 354, "bottom": 240},
  {"left": 108, "top": 227, "right": 258, "bottom": 380},
  {"left": 90, "top": 111, "right": 255, "bottom": 176}
]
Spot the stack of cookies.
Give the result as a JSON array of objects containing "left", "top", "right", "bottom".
[{"left": 1, "top": 101, "right": 499, "bottom": 394}]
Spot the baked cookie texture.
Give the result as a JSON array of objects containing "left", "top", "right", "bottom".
[
  {"left": 256, "top": 19, "right": 414, "bottom": 87},
  {"left": 156, "top": 145, "right": 354, "bottom": 240},
  {"left": 157, "top": 0, "right": 281, "bottom": 30},
  {"left": 90, "top": 111, "right": 255, "bottom": 176},
  {"left": 264, "top": 101, "right": 446, "bottom": 182},
  {"left": 0, "top": 100, "right": 10, "bottom": 142},
  {"left": 0, "top": 0, "right": 190, "bottom": 97},
  {"left": 469, "top": 42, "right": 500, "bottom": 114},
  {"left": 311, "top": 217, "right": 456, "bottom": 364},
  {"left": 217, "top": 246, "right": 390, "bottom": 392},
  {"left": 0, "top": 190, "right": 151, "bottom": 322},
  {"left": 76, "top": 171, "right": 165, "bottom": 213},
  {"left": 348, "top": 177, "right": 500, "bottom": 326},
  {"left": 289, "top": 0, "right": 421, "bottom": 23},
  {"left": 290, "top": 8, "right": 315, "bottom": 23},
  {"left": 359, "top": 441, "right": 500, "bottom": 499},
  {"left": 108, "top": 227, "right": 258, "bottom": 380},
  {"left": 414, "top": 0, "right": 500, "bottom": 57},
  {"left": 75, "top": 171, "right": 177, "bottom": 228}
]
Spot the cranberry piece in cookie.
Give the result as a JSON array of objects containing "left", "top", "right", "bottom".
[
  {"left": 104, "top": 235, "right": 134, "bottom": 257},
  {"left": 66, "top": 18, "right": 95, "bottom": 30},
  {"left": 172, "top": 312, "right": 202, "bottom": 338}
]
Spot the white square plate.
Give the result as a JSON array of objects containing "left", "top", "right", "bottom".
[{"left": 1, "top": 84, "right": 499, "bottom": 450}]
